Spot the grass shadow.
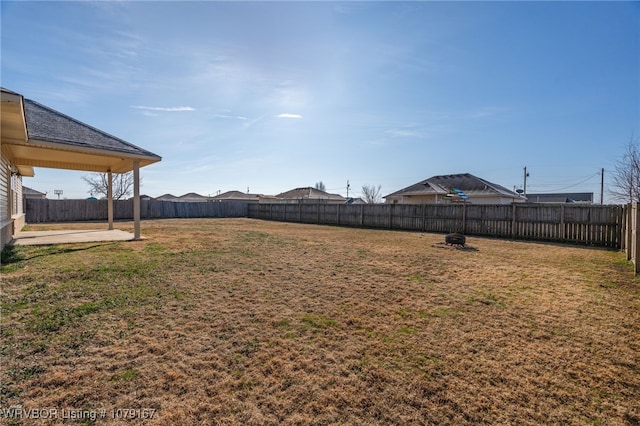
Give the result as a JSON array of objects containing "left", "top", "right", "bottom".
[
  {"left": 431, "top": 242, "right": 479, "bottom": 252},
  {"left": 1, "top": 242, "right": 121, "bottom": 265}
]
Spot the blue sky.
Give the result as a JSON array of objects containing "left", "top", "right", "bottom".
[{"left": 1, "top": 1, "right": 638, "bottom": 202}]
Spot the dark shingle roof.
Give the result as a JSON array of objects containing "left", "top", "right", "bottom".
[
  {"left": 22, "top": 186, "right": 46, "bottom": 196},
  {"left": 24, "top": 98, "right": 159, "bottom": 158},
  {"left": 276, "top": 187, "right": 345, "bottom": 201},
  {"left": 156, "top": 194, "right": 178, "bottom": 200},
  {"left": 385, "top": 173, "right": 521, "bottom": 198},
  {"left": 212, "top": 191, "right": 261, "bottom": 200},
  {"left": 179, "top": 192, "right": 207, "bottom": 200}
]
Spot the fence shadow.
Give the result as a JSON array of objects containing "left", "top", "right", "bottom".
[{"left": 1, "top": 242, "right": 120, "bottom": 265}]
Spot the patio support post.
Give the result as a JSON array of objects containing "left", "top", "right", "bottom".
[
  {"left": 107, "top": 170, "right": 114, "bottom": 230},
  {"left": 133, "top": 161, "right": 141, "bottom": 240}
]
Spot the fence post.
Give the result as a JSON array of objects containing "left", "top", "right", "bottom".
[
  {"left": 360, "top": 204, "right": 364, "bottom": 227},
  {"left": 560, "top": 205, "right": 565, "bottom": 241},
  {"left": 337, "top": 203, "right": 340, "bottom": 226},
  {"left": 628, "top": 203, "right": 633, "bottom": 261},
  {"left": 511, "top": 203, "right": 517, "bottom": 239},
  {"left": 389, "top": 204, "right": 393, "bottom": 229},
  {"left": 317, "top": 203, "right": 320, "bottom": 224},
  {"left": 462, "top": 203, "right": 467, "bottom": 234},
  {"left": 422, "top": 204, "right": 426, "bottom": 232},
  {"left": 616, "top": 205, "right": 627, "bottom": 253},
  {"left": 635, "top": 202, "right": 640, "bottom": 274},
  {"left": 298, "top": 203, "right": 302, "bottom": 222}
]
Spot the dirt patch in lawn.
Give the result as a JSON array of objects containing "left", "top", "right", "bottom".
[{"left": 1, "top": 219, "right": 639, "bottom": 425}]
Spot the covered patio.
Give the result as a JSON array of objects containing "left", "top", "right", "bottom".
[
  {"left": 11, "top": 229, "right": 135, "bottom": 246},
  {"left": 1, "top": 88, "right": 161, "bottom": 242}
]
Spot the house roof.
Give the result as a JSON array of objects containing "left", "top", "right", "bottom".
[
  {"left": 212, "top": 191, "right": 261, "bottom": 200},
  {"left": 22, "top": 186, "right": 46, "bottom": 196},
  {"left": 155, "top": 193, "right": 178, "bottom": 200},
  {"left": 276, "top": 187, "right": 345, "bottom": 201},
  {"left": 23, "top": 98, "right": 159, "bottom": 158},
  {"left": 1, "top": 87, "right": 161, "bottom": 174},
  {"left": 385, "top": 173, "right": 522, "bottom": 199},
  {"left": 178, "top": 192, "right": 207, "bottom": 200},
  {"left": 526, "top": 193, "right": 594, "bottom": 203}
]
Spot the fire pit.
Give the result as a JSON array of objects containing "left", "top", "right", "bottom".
[{"left": 445, "top": 233, "right": 466, "bottom": 247}]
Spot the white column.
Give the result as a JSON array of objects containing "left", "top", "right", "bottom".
[
  {"left": 133, "top": 161, "right": 141, "bottom": 240},
  {"left": 107, "top": 170, "right": 113, "bottom": 230}
]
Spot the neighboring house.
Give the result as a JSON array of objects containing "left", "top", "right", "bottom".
[
  {"left": 178, "top": 192, "right": 209, "bottom": 202},
  {"left": 384, "top": 173, "right": 526, "bottom": 205},
  {"left": 211, "top": 190, "right": 261, "bottom": 203},
  {"left": 526, "top": 193, "right": 594, "bottom": 204},
  {"left": 269, "top": 187, "right": 346, "bottom": 204},
  {"left": 1, "top": 88, "right": 161, "bottom": 250},
  {"left": 346, "top": 197, "right": 367, "bottom": 205},
  {"left": 22, "top": 186, "right": 46, "bottom": 199},
  {"left": 156, "top": 193, "right": 178, "bottom": 201}
]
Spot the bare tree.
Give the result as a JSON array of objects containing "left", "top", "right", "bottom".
[
  {"left": 362, "top": 184, "right": 382, "bottom": 204},
  {"left": 315, "top": 181, "right": 326, "bottom": 192},
  {"left": 610, "top": 138, "right": 640, "bottom": 203},
  {"left": 82, "top": 172, "right": 136, "bottom": 200}
]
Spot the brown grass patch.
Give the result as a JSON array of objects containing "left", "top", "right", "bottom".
[{"left": 1, "top": 218, "right": 639, "bottom": 425}]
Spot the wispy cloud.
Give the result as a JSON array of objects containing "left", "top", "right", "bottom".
[
  {"left": 467, "top": 107, "right": 511, "bottom": 119},
  {"left": 385, "top": 122, "right": 424, "bottom": 138},
  {"left": 385, "top": 128, "right": 422, "bottom": 138},
  {"left": 276, "top": 113, "right": 303, "bottom": 119},
  {"left": 131, "top": 105, "right": 196, "bottom": 112},
  {"left": 214, "top": 113, "right": 248, "bottom": 120}
]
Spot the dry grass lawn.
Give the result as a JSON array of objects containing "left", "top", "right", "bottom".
[{"left": 1, "top": 218, "right": 639, "bottom": 425}]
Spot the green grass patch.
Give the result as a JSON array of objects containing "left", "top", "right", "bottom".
[
  {"left": 112, "top": 368, "right": 140, "bottom": 382},
  {"left": 28, "top": 302, "right": 101, "bottom": 333},
  {"left": 397, "top": 326, "right": 416, "bottom": 335},
  {"left": 300, "top": 313, "right": 337, "bottom": 330}
]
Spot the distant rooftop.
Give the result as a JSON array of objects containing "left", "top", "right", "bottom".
[
  {"left": 526, "top": 193, "right": 594, "bottom": 203},
  {"left": 276, "top": 187, "right": 345, "bottom": 201}
]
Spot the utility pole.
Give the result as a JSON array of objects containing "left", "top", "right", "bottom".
[
  {"left": 346, "top": 180, "right": 350, "bottom": 198},
  {"left": 523, "top": 167, "right": 530, "bottom": 197},
  {"left": 600, "top": 168, "right": 604, "bottom": 205}
]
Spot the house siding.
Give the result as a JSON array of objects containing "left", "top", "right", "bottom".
[
  {"left": 1, "top": 155, "right": 13, "bottom": 250},
  {"left": 0, "top": 154, "right": 25, "bottom": 251}
]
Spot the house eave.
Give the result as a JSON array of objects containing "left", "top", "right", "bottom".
[{"left": 4, "top": 138, "right": 161, "bottom": 173}]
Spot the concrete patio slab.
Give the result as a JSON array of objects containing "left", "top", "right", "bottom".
[{"left": 11, "top": 229, "right": 136, "bottom": 246}]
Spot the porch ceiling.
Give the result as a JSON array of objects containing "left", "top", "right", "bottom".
[{"left": 3, "top": 141, "right": 158, "bottom": 173}]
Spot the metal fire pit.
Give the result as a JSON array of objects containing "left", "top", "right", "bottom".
[{"left": 445, "top": 233, "right": 466, "bottom": 247}]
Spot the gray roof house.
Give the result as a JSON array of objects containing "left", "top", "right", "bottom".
[
  {"left": 211, "top": 190, "right": 261, "bottom": 203},
  {"left": 1, "top": 87, "right": 161, "bottom": 248},
  {"left": 270, "top": 187, "right": 346, "bottom": 204},
  {"left": 156, "top": 194, "right": 178, "bottom": 201},
  {"left": 178, "top": 192, "right": 209, "bottom": 202},
  {"left": 384, "top": 173, "right": 526, "bottom": 205},
  {"left": 22, "top": 186, "right": 47, "bottom": 199}
]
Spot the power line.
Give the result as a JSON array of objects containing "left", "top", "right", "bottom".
[{"left": 529, "top": 172, "right": 600, "bottom": 192}]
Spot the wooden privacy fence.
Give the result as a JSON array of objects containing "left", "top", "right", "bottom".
[
  {"left": 24, "top": 198, "right": 638, "bottom": 271},
  {"left": 622, "top": 202, "right": 640, "bottom": 274},
  {"left": 248, "top": 203, "right": 624, "bottom": 249},
  {"left": 25, "top": 199, "right": 249, "bottom": 223}
]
